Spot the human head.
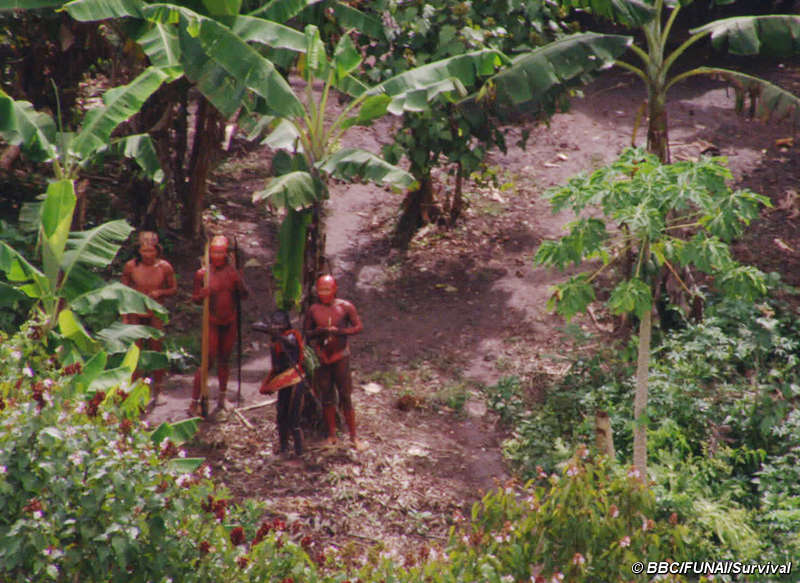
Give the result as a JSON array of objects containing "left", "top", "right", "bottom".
[
  {"left": 209, "top": 235, "right": 229, "bottom": 268},
  {"left": 270, "top": 310, "right": 291, "bottom": 333},
  {"left": 137, "top": 231, "right": 160, "bottom": 265},
  {"left": 316, "top": 274, "right": 337, "bottom": 305}
]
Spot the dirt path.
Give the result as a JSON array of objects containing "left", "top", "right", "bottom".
[{"left": 143, "top": 64, "right": 800, "bottom": 560}]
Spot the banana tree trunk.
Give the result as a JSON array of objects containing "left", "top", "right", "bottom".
[
  {"left": 633, "top": 306, "right": 652, "bottom": 476},
  {"left": 646, "top": 85, "right": 670, "bottom": 164},
  {"left": 301, "top": 202, "right": 328, "bottom": 313},
  {"left": 184, "top": 96, "right": 223, "bottom": 237}
]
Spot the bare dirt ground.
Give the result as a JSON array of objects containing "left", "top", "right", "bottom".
[{"left": 144, "top": 59, "right": 800, "bottom": 562}]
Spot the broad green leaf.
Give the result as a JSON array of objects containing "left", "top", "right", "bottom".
[
  {"left": 201, "top": 0, "right": 240, "bottom": 17},
  {"left": 149, "top": 422, "right": 172, "bottom": 445},
  {"left": 89, "top": 366, "right": 133, "bottom": 392},
  {"left": 691, "top": 15, "right": 800, "bottom": 57},
  {"left": 63, "top": 0, "right": 144, "bottom": 20},
  {"left": 71, "top": 350, "right": 108, "bottom": 394},
  {"left": 681, "top": 232, "right": 734, "bottom": 273},
  {"left": 0, "top": 241, "right": 48, "bottom": 298},
  {"left": 691, "top": 67, "right": 800, "bottom": 127},
  {"left": 144, "top": 4, "right": 304, "bottom": 118},
  {"left": 559, "top": 0, "right": 657, "bottom": 28},
  {"left": 607, "top": 278, "right": 652, "bottom": 318},
  {"left": 231, "top": 15, "right": 306, "bottom": 53},
  {"left": 491, "top": 33, "right": 632, "bottom": 107},
  {"left": 72, "top": 66, "right": 181, "bottom": 159},
  {"left": 0, "top": 89, "right": 57, "bottom": 162},
  {"left": 253, "top": 171, "right": 318, "bottom": 210},
  {"left": 121, "top": 342, "right": 140, "bottom": 373},
  {"left": 272, "top": 209, "right": 311, "bottom": 311},
  {"left": 136, "top": 21, "right": 182, "bottom": 67},
  {"left": 71, "top": 282, "right": 168, "bottom": 322},
  {"left": 108, "top": 134, "right": 165, "bottom": 182},
  {"left": 167, "top": 418, "right": 200, "bottom": 445},
  {"left": 318, "top": 148, "right": 416, "bottom": 190},
  {"left": 262, "top": 119, "right": 303, "bottom": 153},
  {"left": 62, "top": 219, "right": 133, "bottom": 294},
  {"left": 331, "top": 1, "right": 384, "bottom": 40},
  {"left": 302, "top": 24, "right": 328, "bottom": 80},
  {"left": 138, "top": 349, "right": 169, "bottom": 372},
  {"left": 370, "top": 49, "right": 504, "bottom": 104},
  {"left": 0, "top": 282, "right": 26, "bottom": 308},
  {"left": 332, "top": 32, "right": 361, "bottom": 81},
  {"left": 247, "top": 0, "right": 310, "bottom": 20},
  {"left": 40, "top": 180, "right": 77, "bottom": 290},
  {"left": 169, "top": 457, "right": 205, "bottom": 472},
  {"left": 0, "top": 0, "right": 62, "bottom": 8},
  {"left": 96, "top": 321, "right": 164, "bottom": 354},
  {"left": 339, "top": 94, "right": 390, "bottom": 130},
  {"left": 58, "top": 309, "right": 100, "bottom": 353}
]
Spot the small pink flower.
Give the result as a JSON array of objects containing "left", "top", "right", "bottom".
[
  {"left": 609, "top": 504, "right": 619, "bottom": 518},
  {"left": 572, "top": 552, "right": 586, "bottom": 565},
  {"left": 619, "top": 535, "right": 631, "bottom": 548},
  {"left": 566, "top": 465, "right": 579, "bottom": 477}
]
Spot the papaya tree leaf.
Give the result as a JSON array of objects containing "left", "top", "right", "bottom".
[
  {"left": 548, "top": 274, "right": 595, "bottom": 321},
  {"left": 608, "top": 278, "right": 652, "bottom": 318},
  {"left": 717, "top": 265, "right": 768, "bottom": 301}
]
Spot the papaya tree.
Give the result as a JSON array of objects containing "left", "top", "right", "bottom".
[
  {"left": 558, "top": 0, "right": 800, "bottom": 162},
  {"left": 535, "top": 147, "right": 771, "bottom": 475}
]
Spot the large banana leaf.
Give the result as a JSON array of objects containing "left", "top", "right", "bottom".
[
  {"left": 691, "top": 15, "right": 800, "bottom": 57},
  {"left": 272, "top": 209, "right": 311, "bottom": 311},
  {"left": 96, "top": 321, "right": 164, "bottom": 354},
  {"left": 62, "top": 219, "right": 133, "bottom": 285},
  {"left": 70, "top": 281, "right": 168, "bottom": 322},
  {"left": 71, "top": 66, "right": 181, "bottom": 159},
  {"left": 63, "top": 0, "right": 143, "bottom": 20},
  {"left": 693, "top": 67, "right": 800, "bottom": 125},
  {"left": 0, "top": 0, "right": 63, "bottom": 10},
  {"left": 0, "top": 282, "right": 26, "bottom": 309},
  {"left": 558, "top": 0, "right": 656, "bottom": 28},
  {"left": 0, "top": 89, "right": 57, "bottom": 162},
  {"left": 40, "top": 180, "right": 77, "bottom": 291},
  {"left": 0, "top": 241, "right": 49, "bottom": 299},
  {"left": 253, "top": 171, "right": 319, "bottom": 210},
  {"left": 58, "top": 308, "right": 101, "bottom": 353},
  {"left": 144, "top": 4, "right": 304, "bottom": 119},
  {"left": 135, "top": 21, "right": 182, "bottom": 67},
  {"left": 318, "top": 148, "right": 416, "bottom": 190},
  {"left": 231, "top": 15, "right": 306, "bottom": 52},
  {"left": 330, "top": 1, "right": 384, "bottom": 41},
  {"left": 491, "top": 33, "right": 633, "bottom": 107},
  {"left": 367, "top": 49, "right": 505, "bottom": 104},
  {"left": 247, "top": 0, "right": 313, "bottom": 20},
  {"left": 107, "top": 133, "right": 165, "bottom": 182},
  {"left": 262, "top": 118, "right": 303, "bottom": 153}
]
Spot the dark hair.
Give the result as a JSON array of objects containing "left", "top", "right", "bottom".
[{"left": 270, "top": 310, "right": 291, "bottom": 330}]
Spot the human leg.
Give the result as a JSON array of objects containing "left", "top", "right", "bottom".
[
  {"left": 216, "top": 323, "right": 236, "bottom": 409},
  {"left": 333, "top": 358, "right": 365, "bottom": 450},
  {"left": 190, "top": 324, "right": 219, "bottom": 415},
  {"left": 316, "top": 364, "right": 337, "bottom": 445}
]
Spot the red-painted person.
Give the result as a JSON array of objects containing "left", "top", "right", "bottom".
[
  {"left": 121, "top": 231, "right": 177, "bottom": 410},
  {"left": 303, "top": 274, "right": 365, "bottom": 450},
  {"left": 189, "top": 235, "right": 249, "bottom": 415}
]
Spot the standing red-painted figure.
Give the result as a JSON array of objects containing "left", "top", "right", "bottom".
[
  {"left": 189, "top": 235, "right": 249, "bottom": 415},
  {"left": 303, "top": 274, "right": 365, "bottom": 450},
  {"left": 120, "top": 231, "right": 177, "bottom": 410}
]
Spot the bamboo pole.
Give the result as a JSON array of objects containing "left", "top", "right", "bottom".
[{"left": 200, "top": 241, "right": 210, "bottom": 417}]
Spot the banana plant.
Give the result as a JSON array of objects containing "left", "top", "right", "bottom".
[
  {"left": 253, "top": 25, "right": 635, "bottom": 309},
  {"left": 559, "top": 0, "right": 800, "bottom": 162}
]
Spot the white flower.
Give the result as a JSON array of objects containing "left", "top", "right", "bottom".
[
  {"left": 11, "top": 351, "right": 22, "bottom": 360},
  {"left": 0, "top": 465, "right": 7, "bottom": 474},
  {"left": 175, "top": 474, "right": 192, "bottom": 487},
  {"left": 143, "top": 377, "right": 152, "bottom": 385},
  {"left": 566, "top": 466, "right": 579, "bottom": 477},
  {"left": 33, "top": 510, "right": 43, "bottom": 520},
  {"left": 502, "top": 575, "right": 514, "bottom": 583},
  {"left": 68, "top": 452, "right": 84, "bottom": 466},
  {"left": 572, "top": 552, "right": 586, "bottom": 565},
  {"left": 75, "top": 402, "right": 87, "bottom": 414},
  {"left": 101, "top": 411, "right": 110, "bottom": 422},
  {"left": 178, "top": 449, "right": 187, "bottom": 458},
  {"left": 627, "top": 467, "right": 641, "bottom": 480},
  {"left": 619, "top": 535, "right": 631, "bottom": 548},
  {"left": 201, "top": 466, "right": 212, "bottom": 479},
  {"left": 23, "top": 367, "right": 33, "bottom": 377},
  {"left": 43, "top": 379, "right": 53, "bottom": 388}
]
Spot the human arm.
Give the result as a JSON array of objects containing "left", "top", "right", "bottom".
[
  {"left": 192, "top": 268, "right": 208, "bottom": 304},
  {"left": 151, "top": 261, "right": 178, "bottom": 300},
  {"left": 331, "top": 301, "right": 363, "bottom": 336}
]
